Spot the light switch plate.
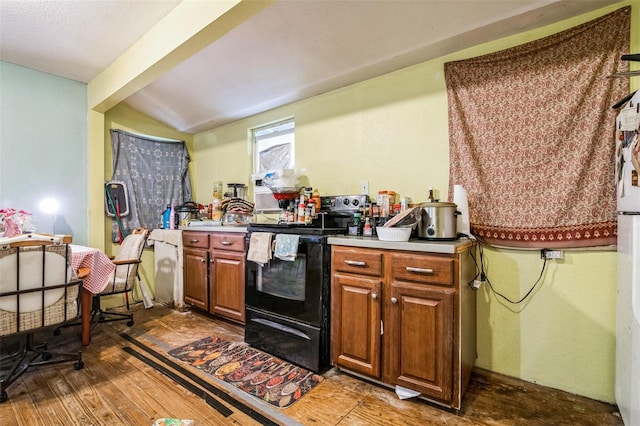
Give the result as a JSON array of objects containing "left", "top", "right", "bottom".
[{"left": 361, "top": 180, "right": 369, "bottom": 195}]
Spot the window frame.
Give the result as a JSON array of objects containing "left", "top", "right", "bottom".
[{"left": 252, "top": 117, "right": 295, "bottom": 175}]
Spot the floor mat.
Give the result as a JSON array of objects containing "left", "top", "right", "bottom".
[{"left": 168, "top": 336, "right": 323, "bottom": 408}]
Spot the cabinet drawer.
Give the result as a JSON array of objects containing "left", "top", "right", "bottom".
[
  {"left": 182, "top": 231, "right": 209, "bottom": 249},
  {"left": 390, "top": 253, "right": 453, "bottom": 285},
  {"left": 211, "top": 233, "right": 245, "bottom": 252},
  {"left": 333, "top": 247, "right": 383, "bottom": 277}
]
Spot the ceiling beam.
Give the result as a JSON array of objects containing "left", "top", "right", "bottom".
[{"left": 88, "top": 0, "right": 275, "bottom": 112}]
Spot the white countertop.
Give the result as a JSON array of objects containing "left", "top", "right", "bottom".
[{"left": 327, "top": 235, "right": 474, "bottom": 254}]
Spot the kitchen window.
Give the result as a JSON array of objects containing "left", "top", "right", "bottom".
[
  {"left": 253, "top": 118, "right": 295, "bottom": 174},
  {"left": 251, "top": 118, "right": 295, "bottom": 212}
]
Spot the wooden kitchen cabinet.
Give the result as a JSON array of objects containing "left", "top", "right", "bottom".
[
  {"left": 332, "top": 273, "right": 383, "bottom": 378},
  {"left": 331, "top": 243, "right": 475, "bottom": 410},
  {"left": 209, "top": 233, "right": 246, "bottom": 324},
  {"left": 385, "top": 279, "right": 454, "bottom": 402},
  {"left": 182, "top": 230, "right": 246, "bottom": 324},
  {"left": 183, "top": 232, "right": 209, "bottom": 310}
]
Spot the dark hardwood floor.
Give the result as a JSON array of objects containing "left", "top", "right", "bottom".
[{"left": 0, "top": 303, "right": 623, "bottom": 425}]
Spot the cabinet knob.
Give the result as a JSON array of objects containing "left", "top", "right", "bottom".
[
  {"left": 391, "top": 297, "right": 398, "bottom": 304},
  {"left": 190, "top": 239, "right": 199, "bottom": 243},
  {"left": 200, "top": 258, "right": 206, "bottom": 263},
  {"left": 371, "top": 292, "right": 377, "bottom": 300},
  {"left": 221, "top": 241, "right": 232, "bottom": 245},
  {"left": 344, "top": 260, "right": 366, "bottom": 266}
]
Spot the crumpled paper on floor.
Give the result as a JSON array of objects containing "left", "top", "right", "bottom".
[{"left": 395, "top": 385, "right": 421, "bottom": 400}]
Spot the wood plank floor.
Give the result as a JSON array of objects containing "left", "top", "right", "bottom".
[{"left": 1, "top": 303, "right": 624, "bottom": 425}]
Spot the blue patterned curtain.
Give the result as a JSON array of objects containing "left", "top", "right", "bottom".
[{"left": 110, "top": 129, "right": 192, "bottom": 242}]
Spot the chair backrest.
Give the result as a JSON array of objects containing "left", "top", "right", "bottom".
[
  {"left": 0, "top": 240, "right": 81, "bottom": 336},
  {"left": 103, "top": 228, "right": 149, "bottom": 295}
]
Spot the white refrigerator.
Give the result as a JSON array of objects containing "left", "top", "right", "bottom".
[{"left": 615, "top": 92, "right": 640, "bottom": 426}]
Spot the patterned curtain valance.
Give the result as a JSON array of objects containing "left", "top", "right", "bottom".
[{"left": 445, "top": 7, "right": 630, "bottom": 249}]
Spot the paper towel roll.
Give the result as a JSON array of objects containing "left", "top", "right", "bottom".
[{"left": 453, "top": 184, "right": 471, "bottom": 236}]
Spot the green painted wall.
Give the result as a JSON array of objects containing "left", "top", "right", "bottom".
[{"left": 0, "top": 61, "right": 89, "bottom": 244}]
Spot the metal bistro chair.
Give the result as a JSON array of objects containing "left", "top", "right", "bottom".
[
  {"left": 90, "top": 228, "right": 149, "bottom": 327},
  {"left": 0, "top": 234, "right": 84, "bottom": 403}
]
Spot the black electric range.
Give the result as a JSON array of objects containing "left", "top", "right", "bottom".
[{"left": 244, "top": 195, "right": 367, "bottom": 372}]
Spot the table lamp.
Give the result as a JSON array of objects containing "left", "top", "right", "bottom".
[{"left": 39, "top": 198, "right": 59, "bottom": 234}]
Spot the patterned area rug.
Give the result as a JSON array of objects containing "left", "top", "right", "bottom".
[{"left": 168, "top": 336, "right": 323, "bottom": 408}]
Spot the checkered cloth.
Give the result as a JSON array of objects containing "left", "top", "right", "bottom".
[{"left": 70, "top": 245, "right": 116, "bottom": 294}]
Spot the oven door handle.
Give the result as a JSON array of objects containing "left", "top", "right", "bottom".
[{"left": 250, "top": 318, "right": 311, "bottom": 340}]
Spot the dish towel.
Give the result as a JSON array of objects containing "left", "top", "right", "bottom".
[
  {"left": 247, "top": 232, "right": 273, "bottom": 266},
  {"left": 274, "top": 234, "right": 300, "bottom": 262}
]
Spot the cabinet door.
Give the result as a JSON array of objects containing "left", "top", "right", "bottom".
[
  {"left": 209, "top": 250, "right": 245, "bottom": 324},
  {"left": 385, "top": 281, "right": 454, "bottom": 403},
  {"left": 331, "top": 273, "right": 383, "bottom": 378},
  {"left": 183, "top": 247, "right": 209, "bottom": 310}
]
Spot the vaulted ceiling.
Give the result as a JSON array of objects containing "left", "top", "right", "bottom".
[{"left": 0, "top": 0, "right": 620, "bottom": 133}]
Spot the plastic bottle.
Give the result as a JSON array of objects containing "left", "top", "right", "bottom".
[
  {"left": 349, "top": 212, "right": 362, "bottom": 236},
  {"left": 305, "top": 203, "right": 313, "bottom": 224},
  {"left": 162, "top": 205, "right": 171, "bottom": 229},
  {"left": 377, "top": 190, "right": 390, "bottom": 218},
  {"left": 169, "top": 203, "right": 176, "bottom": 229},
  {"left": 363, "top": 217, "right": 372, "bottom": 237},
  {"left": 312, "top": 188, "right": 321, "bottom": 211},
  {"left": 298, "top": 203, "right": 306, "bottom": 224},
  {"left": 370, "top": 202, "right": 379, "bottom": 229}
]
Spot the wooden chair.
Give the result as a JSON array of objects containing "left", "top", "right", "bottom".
[
  {"left": 89, "top": 228, "right": 149, "bottom": 327},
  {"left": 0, "top": 234, "right": 84, "bottom": 403}
]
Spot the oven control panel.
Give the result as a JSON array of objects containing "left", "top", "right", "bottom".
[{"left": 321, "top": 195, "right": 369, "bottom": 213}]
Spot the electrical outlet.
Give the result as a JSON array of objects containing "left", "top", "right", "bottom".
[
  {"left": 541, "top": 249, "right": 564, "bottom": 260},
  {"left": 360, "top": 180, "right": 369, "bottom": 195}
]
